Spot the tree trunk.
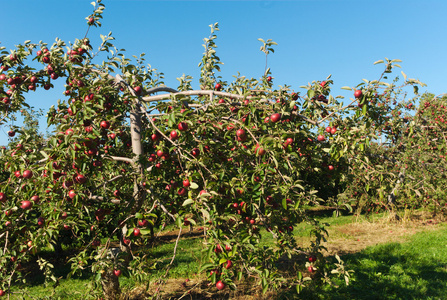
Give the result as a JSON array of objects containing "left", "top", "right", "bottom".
[
  {"left": 101, "top": 270, "right": 121, "bottom": 300},
  {"left": 387, "top": 168, "right": 405, "bottom": 221}
]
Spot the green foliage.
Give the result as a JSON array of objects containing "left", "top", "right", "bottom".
[{"left": 0, "top": 1, "right": 429, "bottom": 298}]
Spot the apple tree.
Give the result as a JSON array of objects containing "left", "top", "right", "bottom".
[{"left": 0, "top": 1, "right": 425, "bottom": 298}]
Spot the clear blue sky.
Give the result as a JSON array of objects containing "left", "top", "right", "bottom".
[{"left": 1, "top": 0, "right": 446, "bottom": 146}]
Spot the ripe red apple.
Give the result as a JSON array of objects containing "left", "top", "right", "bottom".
[
  {"left": 317, "top": 135, "right": 325, "bottom": 142},
  {"left": 0, "top": 289, "right": 5, "bottom": 296},
  {"left": 21, "top": 200, "right": 32, "bottom": 210},
  {"left": 133, "top": 86, "right": 142, "bottom": 95},
  {"left": 309, "top": 255, "right": 317, "bottom": 262},
  {"left": 216, "top": 280, "right": 226, "bottom": 290},
  {"left": 308, "top": 266, "right": 314, "bottom": 273},
  {"left": 325, "top": 126, "right": 332, "bottom": 133},
  {"left": 31, "top": 195, "right": 40, "bottom": 203},
  {"left": 76, "top": 174, "right": 87, "bottom": 184},
  {"left": 354, "top": 89, "right": 363, "bottom": 99},
  {"left": 328, "top": 165, "right": 334, "bottom": 171},
  {"left": 37, "top": 217, "right": 45, "bottom": 227},
  {"left": 151, "top": 133, "right": 160, "bottom": 141},
  {"left": 170, "top": 130, "right": 179, "bottom": 140},
  {"left": 320, "top": 81, "right": 327, "bottom": 87},
  {"left": 270, "top": 113, "right": 281, "bottom": 123},
  {"left": 330, "top": 127, "right": 337, "bottom": 135},
  {"left": 236, "top": 129, "right": 245, "bottom": 137},
  {"left": 100, "top": 121, "right": 110, "bottom": 129},
  {"left": 214, "top": 83, "right": 222, "bottom": 91},
  {"left": 65, "top": 128, "right": 74, "bottom": 135},
  {"left": 178, "top": 122, "right": 188, "bottom": 131},
  {"left": 267, "top": 76, "right": 272, "bottom": 82},
  {"left": 22, "top": 170, "right": 33, "bottom": 179},
  {"left": 224, "top": 260, "right": 232, "bottom": 269},
  {"left": 114, "top": 269, "right": 121, "bottom": 277},
  {"left": 138, "top": 219, "right": 149, "bottom": 227},
  {"left": 214, "top": 244, "right": 223, "bottom": 253},
  {"left": 255, "top": 144, "right": 266, "bottom": 156},
  {"left": 225, "top": 244, "right": 231, "bottom": 251},
  {"left": 68, "top": 190, "right": 76, "bottom": 199},
  {"left": 8, "top": 131, "right": 15, "bottom": 137},
  {"left": 133, "top": 227, "right": 141, "bottom": 237},
  {"left": 0, "top": 192, "right": 5, "bottom": 203},
  {"left": 178, "top": 187, "right": 186, "bottom": 196},
  {"left": 191, "top": 148, "right": 200, "bottom": 157},
  {"left": 183, "top": 179, "right": 190, "bottom": 188}
]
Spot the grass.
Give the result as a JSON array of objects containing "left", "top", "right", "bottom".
[
  {"left": 8, "top": 211, "right": 447, "bottom": 299},
  {"left": 301, "top": 223, "right": 447, "bottom": 300}
]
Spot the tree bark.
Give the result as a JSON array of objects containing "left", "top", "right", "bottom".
[{"left": 101, "top": 270, "right": 121, "bottom": 300}]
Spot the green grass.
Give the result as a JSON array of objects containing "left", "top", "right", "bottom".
[{"left": 301, "top": 224, "right": 447, "bottom": 300}]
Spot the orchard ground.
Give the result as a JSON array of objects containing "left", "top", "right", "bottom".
[{"left": 12, "top": 209, "right": 446, "bottom": 300}]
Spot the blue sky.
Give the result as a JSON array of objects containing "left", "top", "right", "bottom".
[{"left": 1, "top": 0, "right": 446, "bottom": 146}]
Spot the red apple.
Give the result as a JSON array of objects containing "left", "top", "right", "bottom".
[
  {"left": 236, "top": 129, "right": 245, "bottom": 137},
  {"left": 354, "top": 89, "right": 363, "bottom": 99},
  {"left": 267, "top": 76, "right": 272, "bottom": 82},
  {"left": 170, "top": 130, "right": 179, "bottom": 140},
  {"left": 21, "top": 200, "right": 32, "bottom": 210},
  {"left": 214, "top": 244, "right": 223, "bottom": 253},
  {"left": 22, "top": 170, "right": 33, "bottom": 179},
  {"left": 133, "top": 86, "right": 142, "bottom": 95},
  {"left": 68, "top": 190, "right": 76, "bottom": 199},
  {"left": 114, "top": 269, "right": 121, "bottom": 277},
  {"left": 224, "top": 260, "right": 232, "bottom": 269},
  {"left": 8, "top": 131, "right": 15, "bottom": 137},
  {"left": 191, "top": 148, "right": 200, "bottom": 157},
  {"left": 216, "top": 280, "right": 226, "bottom": 290},
  {"left": 270, "top": 113, "right": 281, "bottom": 123},
  {"left": 0, "top": 193, "right": 5, "bottom": 202},
  {"left": 325, "top": 126, "right": 332, "bottom": 133},
  {"left": 178, "top": 122, "right": 188, "bottom": 131},
  {"left": 138, "top": 219, "right": 149, "bottom": 227},
  {"left": 133, "top": 227, "right": 141, "bottom": 237},
  {"left": 309, "top": 255, "right": 317, "bottom": 262},
  {"left": 65, "top": 128, "right": 74, "bottom": 135},
  {"left": 178, "top": 187, "right": 186, "bottom": 196},
  {"left": 330, "top": 127, "right": 337, "bottom": 135},
  {"left": 183, "top": 179, "right": 190, "bottom": 188},
  {"left": 100, "top": 121, "right": 110, "bottom": 129},
  {"left": 317, "top": 135, "right": 325, "bottom": 142},
  {"left": 151, "top": 133, "right": 160, "bottom": 141},
  {"left": 76, "top": 174, "right": 87, "bottom": 184},
  {"left": 328, "top": 165, "right": 334, "bottom": 171},
  {"left": 214, "top": 83, "right": 222, "bottom": 91}
]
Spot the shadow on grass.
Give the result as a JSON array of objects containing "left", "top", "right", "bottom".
[{"left": 297, "top": 242, "right": 447, "bottom": 300}]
